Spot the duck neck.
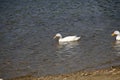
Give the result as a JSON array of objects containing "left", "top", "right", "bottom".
[{"left": 116, "top": 35, "right": 120, "bottom": 40}]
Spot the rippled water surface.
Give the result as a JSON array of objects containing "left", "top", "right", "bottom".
[{"left": 0, "top": 0, "right": 120, "bottom": 79}]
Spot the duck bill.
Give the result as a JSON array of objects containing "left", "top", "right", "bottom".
[
  {"left": 111, "top": 33, "right": 115, "bottom": 36},
  {"left": 53, "top": 36, "right": 56, "bottom": 39}
]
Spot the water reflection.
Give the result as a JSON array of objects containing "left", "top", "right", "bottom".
[
  {"left": 113, "top": 41, "right": 120, "bottom": 56},
  {"left": 57, "top": 41, "right": 79, "bottom": 49},
  {"left": 55, "top": 41, "right": 80, "bottom": 60}
]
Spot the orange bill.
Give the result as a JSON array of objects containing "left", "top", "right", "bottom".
[
  {"left": 53, "top": 36, "right": 56, "bottom": 39},
  {"left": 111, "top": 33, "right": 115, "bottom": 36}
]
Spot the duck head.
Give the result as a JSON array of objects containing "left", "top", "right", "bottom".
[
  {"left": 54, "top": 33, "right": 62, "bottom": 39},
  {"left": 112, "top": 30, "right": 120, "bottom": 36}
]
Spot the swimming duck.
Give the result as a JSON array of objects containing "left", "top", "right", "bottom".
[
  {"left": 112, "top": 30, "right": 120, "bottom": 40},
  {"left": 54, "top": 33, "right": 80, "bottom": 42}
]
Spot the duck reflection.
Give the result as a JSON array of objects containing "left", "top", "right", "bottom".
[
  {"left": 56, "top": 41, "right": 79, "bottom": 50},
  {"left": 113, "top": 41, "right": 120, "bottom": 56},
  {"left": 55, "top": 41, "right": 80, "bottom": 60}
]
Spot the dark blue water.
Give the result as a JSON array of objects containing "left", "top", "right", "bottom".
[{"left": 0, "top": 0, "right": 120, "bottom": 79}]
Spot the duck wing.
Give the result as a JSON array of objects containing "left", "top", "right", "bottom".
[{"left": 59, "top": 36, "right": 80, "bottom": 42}]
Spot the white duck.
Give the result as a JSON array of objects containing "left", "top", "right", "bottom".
[
  {"left": 112, "top": 30, "right": 120, "bottom": 40},
  {"left": 54, "top": 33, "right": 80, "bottom": 42}
]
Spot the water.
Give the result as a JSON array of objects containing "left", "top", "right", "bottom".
[{"left": 0, "top": 0, "right": 120, "bottom": 79}]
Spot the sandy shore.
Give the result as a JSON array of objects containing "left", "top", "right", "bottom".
[{"left": 8, "top": 65, "right": 120, "bottom": 80}]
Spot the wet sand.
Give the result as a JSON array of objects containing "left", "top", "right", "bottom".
[{"left": 8, "top": 65, "right": 120, "bottom": 80}]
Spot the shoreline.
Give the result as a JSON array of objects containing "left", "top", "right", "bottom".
[{"left": 8, "top": 65, "right": 120, "bottom": 80}]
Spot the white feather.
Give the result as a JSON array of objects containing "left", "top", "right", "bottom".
[
  {"left": 54, "top": 33, "right": 80, "bottom": 42},
  {"left": 112, "top": 30, "right": 120, "bottom": 41}
]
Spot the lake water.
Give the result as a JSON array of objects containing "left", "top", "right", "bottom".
[{"left": 0, "top": 0, "right": 120, "bottom": 79}]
